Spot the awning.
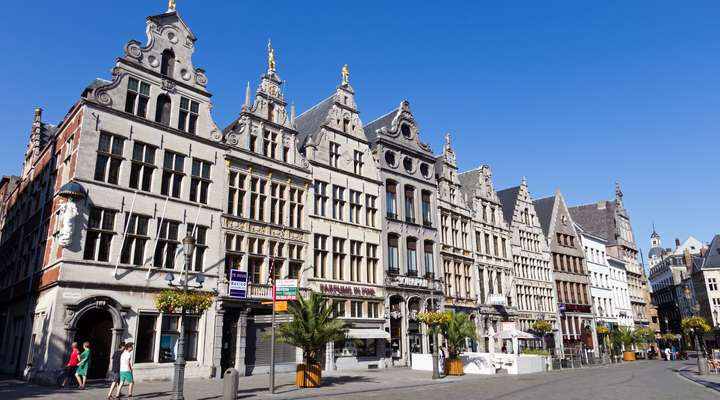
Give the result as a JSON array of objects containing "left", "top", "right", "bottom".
[
  {"left": 346, "top": 329, "right": 390, "bottom": 340},
  {"left": 493, "top": 328, "right": 537, "bottom": 340}
]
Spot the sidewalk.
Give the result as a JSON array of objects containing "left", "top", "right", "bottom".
[
  {"left": 675, "top": 359, "right": 720, "bottom": 392},
  {"left": 0, "top": 367, "right": 468, "bottom": 400}
]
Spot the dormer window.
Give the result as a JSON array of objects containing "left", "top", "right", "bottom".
[
  {"left": 178, "top": 97, "right": 199, "bottom": 134},
  {"left": 155, "top": 94, "right": 172, "bottom": 126},
  {"left": 401, "top": 124, "right": 412, "bottom": 139},
  {"left": 161, "top": 49, "right": 175, "bottom": 78},
  {"left": 125, "top": 77, "right": 150, "bottom": 118}
]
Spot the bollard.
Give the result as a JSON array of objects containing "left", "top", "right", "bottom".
[{"left": 223, "top": 368, "right": 239, "bottom": 400}]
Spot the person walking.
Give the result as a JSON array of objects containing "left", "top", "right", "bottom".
[
  {"left": 61, "top": 342, "right": 80, "bottom": 388},
  {"left": 664, "top": 347, "right": 671, "bottom": 361},
  {"left": 107, "top": 342, "right": 125, "bottom": 399},
  {"left": 115, "top": 343, "right": 134, "bottom": 399},
  {"left": 75, "top": 341, "right": 91, "bottom": 389}
]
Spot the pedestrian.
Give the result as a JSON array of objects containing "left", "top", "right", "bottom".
[
  {"left": 115, "top": 342, "right": 134, "bottom": 399},
  {"left": 664, "top": 347, "right": 671, "bottom": 361},
  {"left": 61, "top": 342, "right": 80, "bottom": 388},
  {"left": 107, "top": 342, "right": 125, "bottom": 399},
  {"left": 75, "top": 341, "right": 91, "bottom": 389}
]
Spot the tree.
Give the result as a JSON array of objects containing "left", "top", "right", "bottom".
[
  {"left": 531, "top": 320, "right": 552, "bottom": 350},
  {"left": 634, "top": 327, "right": 657, "bottom": 349},
  {"left": 681, "top": 316, "right": 711, "bottom": 335},
  {"left": 276, "top": 292, "right": 349, "bottom": 375},
  {"left": 442, "top": 312, "right": 478, "bottom": 359},
  {"left": 610, "top": 327, "right": 636, "bottom": 352}
]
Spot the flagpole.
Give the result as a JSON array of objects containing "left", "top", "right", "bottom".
[
  {"left": 146, "top": 197, "right": 169, "bottom": 279},
  {"left": 113, "top": 191, "right": 138, "bottom": 278}
]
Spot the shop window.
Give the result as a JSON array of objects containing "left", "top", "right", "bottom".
[{"left": 135, "top": 314, "right": 157, "bottom": 363}]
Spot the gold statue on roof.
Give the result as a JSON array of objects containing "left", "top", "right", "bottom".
[
  {"left": 167, "top": 0, "right": 176, "bottom": 12},
  {"left": 268, "top": 40, "right": 276, "bottom": 72},
  {"left": 341, "top": 64, "right": 350, "bottom": 85}
]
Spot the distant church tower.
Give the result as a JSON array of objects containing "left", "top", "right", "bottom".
[{"left": 648, "top": 225, "right": 664, "bottom": 268}]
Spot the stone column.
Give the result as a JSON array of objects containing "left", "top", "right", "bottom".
[
  {"left": 401, "top": 298, "right": 409, "bottom": 366},
  {"left": 234, "top": 311, "right": 248, "bottom": 376},
  {"left": 325, "top": 342, "right": 335, "bottom": 372},
  {"left": 212, "top": 305, "right": 224, "bottom": 378}
]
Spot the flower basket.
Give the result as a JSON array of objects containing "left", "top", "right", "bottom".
[{"left": 155, "top": 290, "right": 214, "bottom": 314}]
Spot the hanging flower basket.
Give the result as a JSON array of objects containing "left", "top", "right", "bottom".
[{"left": 155, "top": 290, "right": 214, "bottom": 314}]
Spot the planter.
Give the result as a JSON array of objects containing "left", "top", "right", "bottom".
[
  {"left": 623, "top": 351, "right": 636, "bottom": 361},
  {"left": 445, "top": 358, "right": 464, "bottom": 376},
  {"left": 296, "top": 363, "right": 322, "bottom": 388}
]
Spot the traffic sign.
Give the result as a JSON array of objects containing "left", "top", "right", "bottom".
[
  {"left": 274, "top": 301, "right": 288, "bottom": 312},
  {"left": 274, "top": 279, "right": 298, "bottom": 300},
  {"left": 229, "top": 270, "right": 247, "bottom": 298}
]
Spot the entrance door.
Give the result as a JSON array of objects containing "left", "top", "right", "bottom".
[
  {"left": 220, "top": 310, "right": 238, "bottom": 375},
  {"left": 74, "top": 308, "right": 113, "bottom": 379}
]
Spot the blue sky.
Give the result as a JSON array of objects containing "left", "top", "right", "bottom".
[{"left": 2, "top": 1, "right": 719, "bottom": 258}]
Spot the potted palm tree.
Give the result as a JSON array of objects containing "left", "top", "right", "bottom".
[
  {"left": 442, "top": 312, "right": 477, "bottom": 376},
  {"left": 611, "top": 327, "right": 638, "bottom": 361},
  {"left": 275, "top": 292, "right": 348, "bottom": 388}
]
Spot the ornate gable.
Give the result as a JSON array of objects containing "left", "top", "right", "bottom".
[{"left": 371, "top": 101, "right": 433, "bottom": 155}]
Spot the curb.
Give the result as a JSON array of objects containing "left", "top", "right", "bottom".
[{"left": 675, "top": 366, "right": 720, "bottom": 393}]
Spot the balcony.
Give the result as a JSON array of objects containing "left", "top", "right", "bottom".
[
  {"left": 406, "top": 269, "right": 418, "bottom": 277},
  {"left": 405, "top": 216, "right": 416, "bottom": 224},
  {"left": 387, "top": 212, "right": 399, "bottom": 220},
  {"left": 422, "top": 219, "right": 432, "bottom": 227},
  {"left": 387, "top": 268, "right": 400, "bottom": 276}
]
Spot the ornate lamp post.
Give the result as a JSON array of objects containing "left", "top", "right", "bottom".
[
  {"left": 684, "top": 285, "right": 708, "bottom": 375},
  {"left": 165, "top": 234, "right": 204, "bottom": 400}
]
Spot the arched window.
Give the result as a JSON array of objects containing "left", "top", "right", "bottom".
[
  {"left": 155, "top": 94, "right": 172, "bottom": 126},
  {"left": 161, "top": 49, "right": 175, "bottom": 77}
]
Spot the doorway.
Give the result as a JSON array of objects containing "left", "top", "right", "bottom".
[{"left": 74, "top": 308, "right": 113, "bottom": 379}]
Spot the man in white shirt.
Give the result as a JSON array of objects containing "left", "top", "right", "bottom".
[{"left": 114, "top": 343, "right": 134, "bottom": 399}]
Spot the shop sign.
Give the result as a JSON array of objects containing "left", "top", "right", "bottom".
[
  {"left": 319, "top": 284, "right": 376, "bottom": 297},
  {"left": 229, "top": 270, "right": 247, "bottom": 298},
  {"left": 396, "top": 276, "right": 426, "bottom": 288},
  {"left": 275, "top": 279, "right": 298, "bottom": 300},
  {"left": 488, "top": 294, "right": 506, "bottom": 306},
  {"left": 559, "top": 303, "right": 592, "bottom": 313}
]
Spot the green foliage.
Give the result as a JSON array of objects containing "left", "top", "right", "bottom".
[
  {"left": 155, "top": 290, "right": 214, "bottom": 314},
  {"left": 275, "top": 292, "right": 349, "bottom": 365},
  {"left": 442, "top": 312, "right": 478, "bottom": 359},
  {"left": 531, "top": 320, "right": 552, "bottom": 335},
  {"left": 522, "top": 348, "right": 550, "bottom": 356},
  {"left": 610, "top": 327, "right": 637, "bottom": 347},
  {"left": 681, "top": 316, "right": 711, "bottom": 334},
  {"left": 661, "top": 333, "right": 678, "bottom": 342},
  {"left": 634, "top": 327, "right": 656, "bottom": 345},
  {"left": 417, "top": 310, "right": 452, "bottom": 335}
]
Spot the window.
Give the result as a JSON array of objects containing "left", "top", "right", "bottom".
[
  {"left": 329, "top": 142, "right": 340, "bottom": 168},
  {"left": 120, "top": 213, "right": 149, "bottom": 266},
  {"left": 83, "top": 207, "right": 116, "bottom": 262},
  {"left": 94, "top": 133, "right": 124, "bottom": 185},
  {"left": 289, "top": 187, "right": 303, "bottom": 228},
  {"left": 314, "top": 181, "right": 328, "bottom": 217},
  {"left": 424, "top": 241, "right": 434, "bottom": 275},
  {"left": 349, "top": 190, "right": 361, "bottom": 224},
  {"left": 350, "top": 301, "right": 363, "bottom": 318},
  {"left": 187, "top": 224, "right": 207, "bottom": 272},
  {"left": 270, "top": 183, "right": 286, "bottom": 225},
  {"left": 484, "top": 233, "right": 491, "bottom": 255},
  {"left": 178, "top": 97, "right": 199, "bottom": 134},
  {"left": 368, "top": 302, "right": 379, "bottom": 319},
  {"left": 183, "top": 316, "right": 199, "bottom": 361},
  {"left": 135, "top": 314, "right": 157, "bottom": 363},
  {"left": 407, "top": 238, "right": 417, "bottom": 276},
  {"left": 154, "top": 220, "right": 179, "bottom": 268},
  {"left": 502, "top": 238, "right": 507, "bottom": 258},
  {"left": 388, "top": 234, "right": 399, "bottom": 273},
  {"left": 155, "top": 94, "right": 172, "bottom": 126},
  {"left": 333, "top": 300, "right": 346, "bottom": 317},
  {"left": 227, "top": 171, "right": 246, "bottom": 217},
  {"left": 332, "top": 185, "right": 345, "bottom": 220},
  {"left": 249, "top": 133, "right": 257, "bottom": 152},
  {"left": 350, "top": 240, "right": 362, "bottom": 282},
  {"left": 249, "top": 178, "right": 267, "bottom": 221},
  {"left": 125, "top": 77, "right": 150, "bottom": 117},
  {"left": 189, "top": 159, "right": 211, "bottom": 204},
  {"left": 262, "top": 130, "right": 278, "bottom": 158},
  {"left": 386, "top": 181, "right": 397, "bottom": 219},
  {"left": 365, "top": 195, "right": 377, "bottom": 227},
  {"left": 421, "top": 191, "right": 432, "bottom": 226},
  {"left": 404, "top": 186, "right": 415, "bottom": 223},
  {"left": 160, "top": 315, "right": 180, "bottom": 362},
  {"left": 248, "top": 256, "right": 262, "bottom": 284},
  {"left": 314, "top": 234, "right": 328, "bottom": 278},
  {"left": 332, "top": 237, "right": 346, "bottom": 280},
  {"left": 367, "top": 244, "right": 378, "bottom": 284},
  {"left": 353, "top": 150, "right": 364, "bottom": 174},
  {"left": 129, "top": 142, "right": 156, "bottom": 191},
  {"left": 161, "top": 49, "right": 175, "bottom": 77},
  {"left": 161, "top": 151, "right": 185, "bottom": 198}
]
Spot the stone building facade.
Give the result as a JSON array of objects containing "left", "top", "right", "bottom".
[
  {"left": 534, "top": 192, "right": 596, "bottom": 355},
  {"left": 458, "top": 166, "right": 516, "bottom": 352},
  {"left": 296, "top": 74, "right": 387, "bottom": 371},
  {"left": 497, "top": 179, "right": 558, "bottom": 349},
  {"left": 364, "top": 101, "right": 443, "bottom": 366}
]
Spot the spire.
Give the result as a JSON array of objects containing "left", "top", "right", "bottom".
[
  {"left": 341, "top": 64, "right": 350, "bottom": 86},
  {"left": 290, "top": 101, "right": 296, "bottom": 127},
  {"left": 615, "top": 181, "right": 625, "bottom": 208},
  {"left": 521, "top": 176, "right": 527, "bottom": 186},
  {"left": 651, "top": 222, "right": 660, "bottom": 239},
  {"left": 167, "top": 0, "right": 176, "bottom": 13},
  {"left": 244, "top": 81, "right": 251, "bottom": 110}
]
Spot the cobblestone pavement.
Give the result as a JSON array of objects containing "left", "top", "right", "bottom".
[
  {"left": 1, "top": 360, "right": 717, "bottom": 400},
  {"left": 676, "top": 358, "right": 720, "bottom": 392}
]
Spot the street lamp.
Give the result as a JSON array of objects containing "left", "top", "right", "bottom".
[
  {"left": 684, "top": 285, "right": 708, "bottom": 375},
  {"left": 166, "top": 234, "right": 203, "bottom": 400}
]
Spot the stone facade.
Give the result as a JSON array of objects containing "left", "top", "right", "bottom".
[{"left": 364, "top": 101, "right": 443, "bottom": 365}]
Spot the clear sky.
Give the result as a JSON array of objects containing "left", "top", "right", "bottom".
[{"left": 2, "top": 1, "right": 719, "bottom": 259}]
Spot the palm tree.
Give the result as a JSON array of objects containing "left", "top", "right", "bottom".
[
  {"left": 443, "top": 312, "right": 477, "bottom": 358},
  {"left": 276, "top": 292, "right": 348, "bottom": 386}
]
